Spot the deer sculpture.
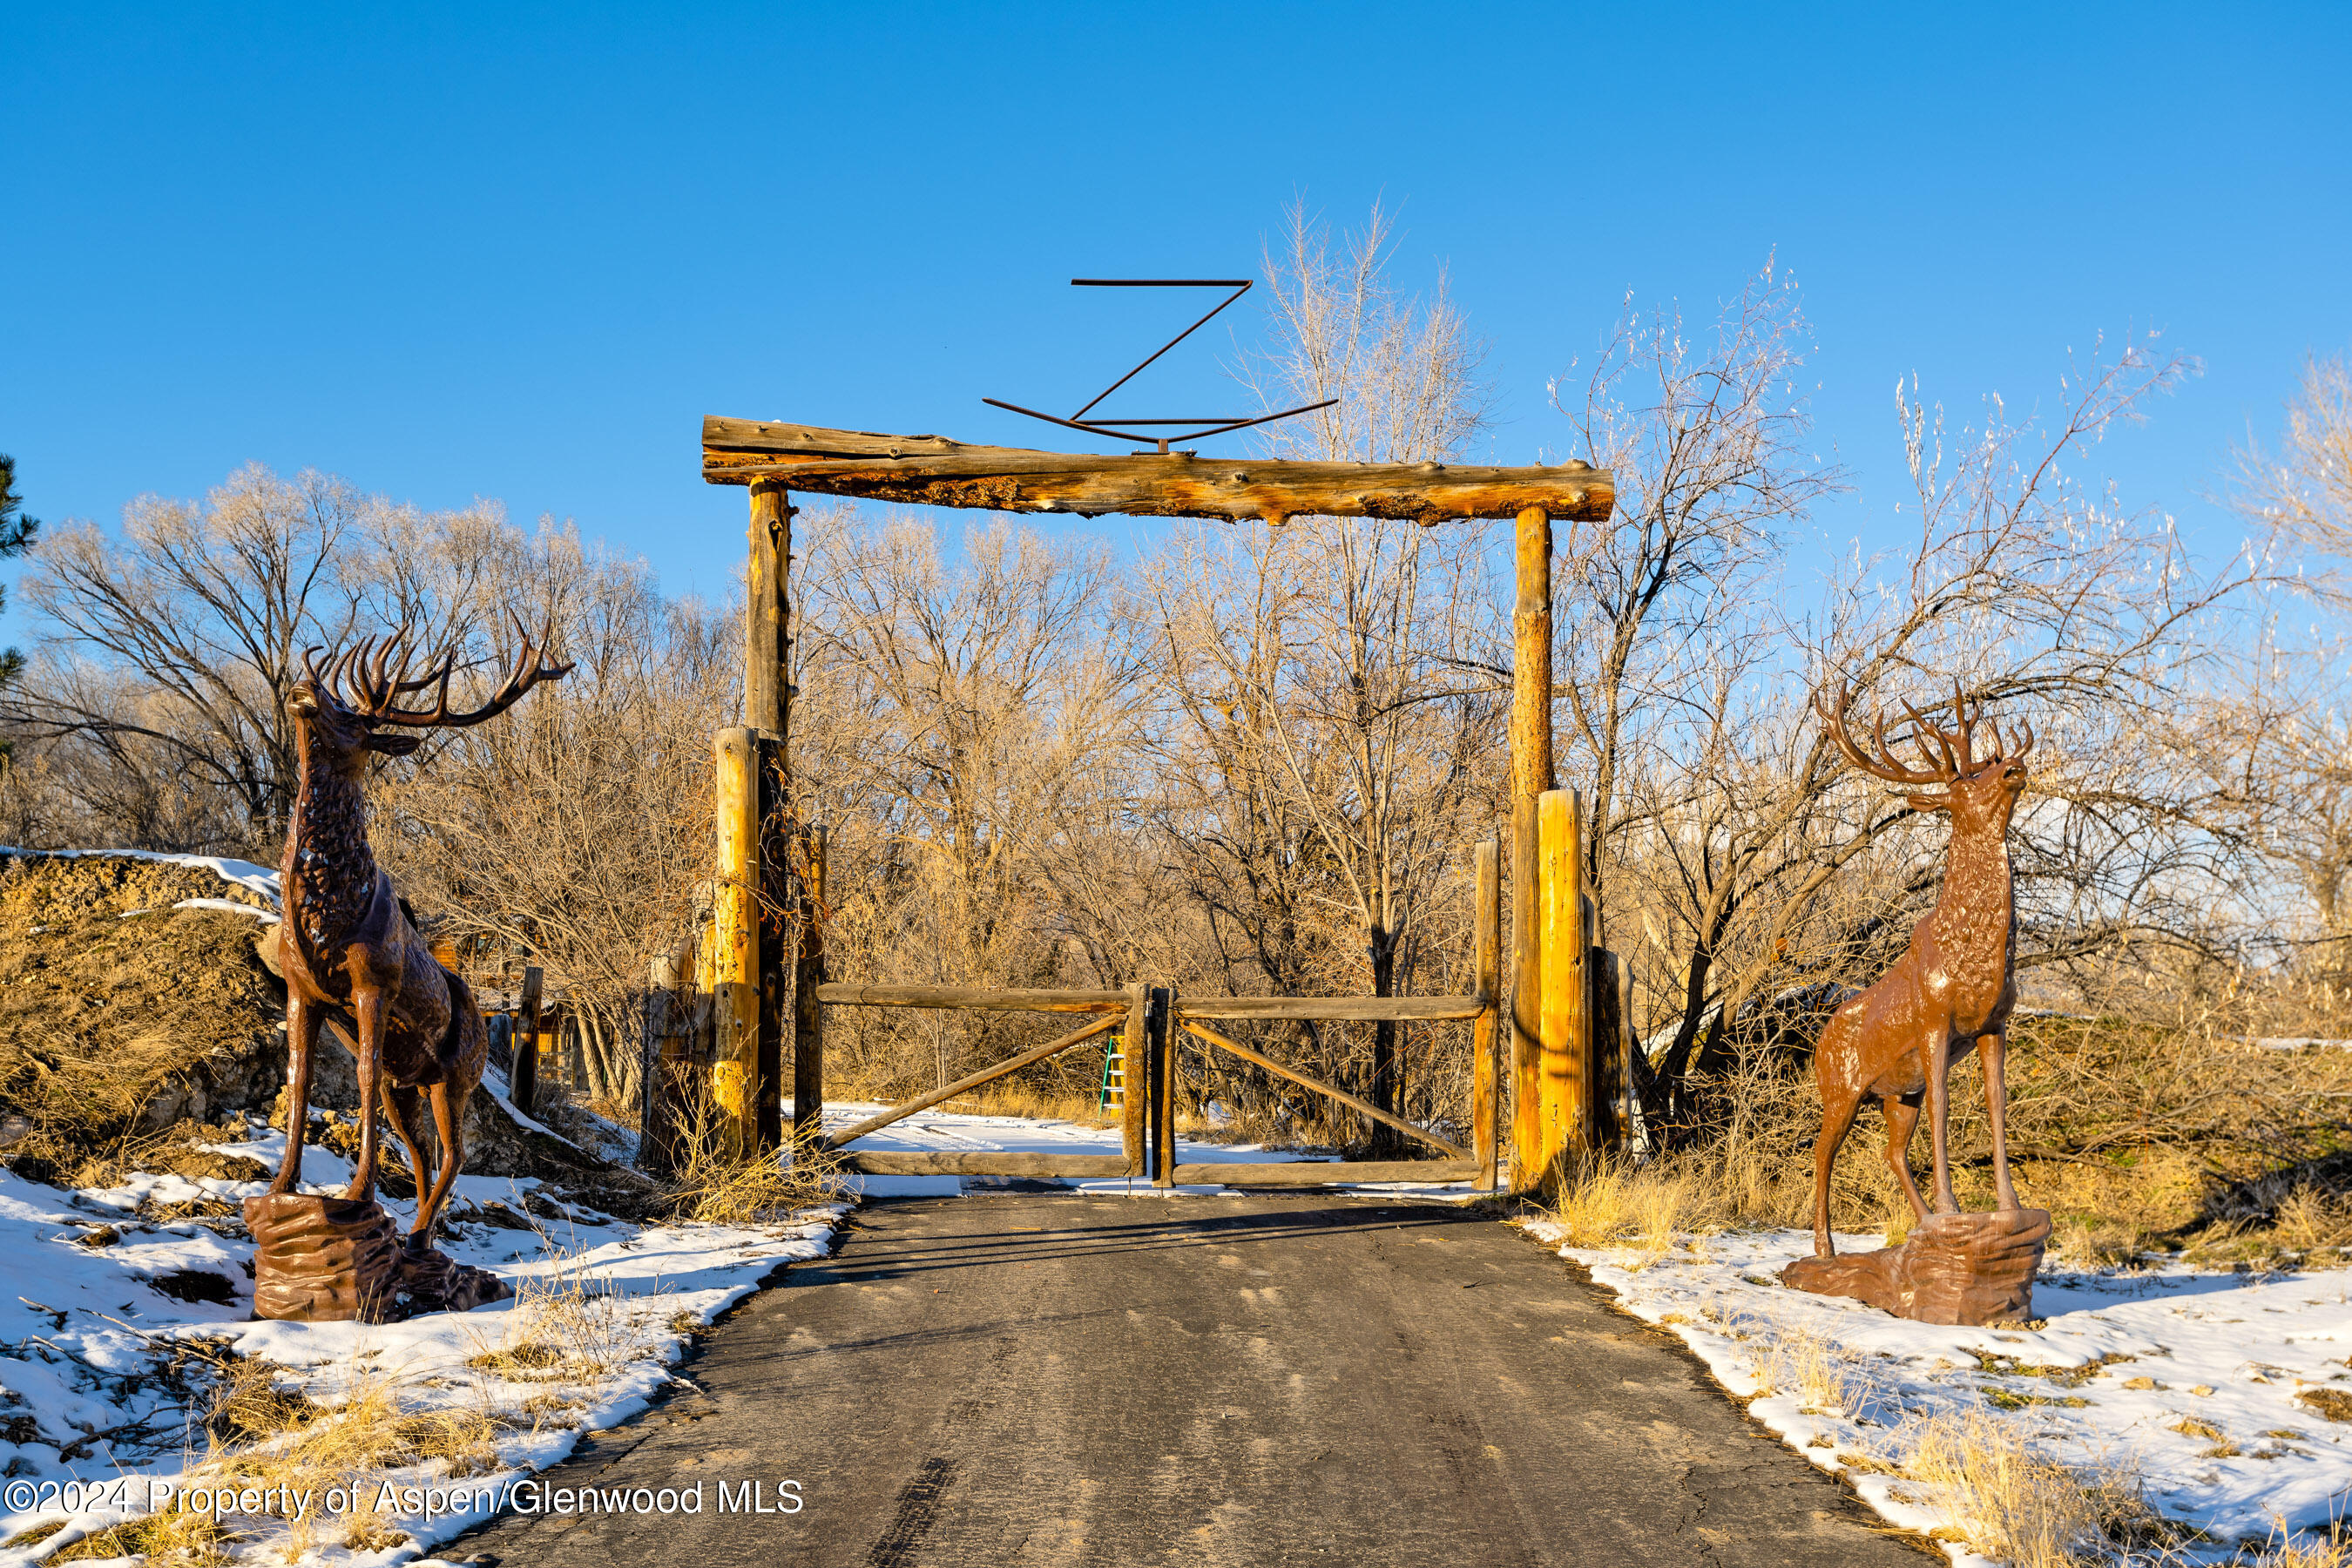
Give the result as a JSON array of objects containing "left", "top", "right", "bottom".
[
  {"left": 266, "top": 620, "right": 571, "bottom": 1261},
  {"left": 1808, "top": 680, "right": 2033, "bottom": 1259}
]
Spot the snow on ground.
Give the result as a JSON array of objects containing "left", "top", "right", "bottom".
[
  {"left": 0, "top": 1124, "right": 841, "bottom": 1565},
  {"left": 1525, "top": 1220, "right": 2352, "bottom": 1560},
  {"left": 801, "top": 1098, "right": 1480, "bottom": 1200}
]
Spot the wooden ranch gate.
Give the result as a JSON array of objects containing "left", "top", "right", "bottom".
[
  {"left": 807, "top": 835, "right": 1498, "bottom": 1187},
  {"left": 679, "top": 417, "right": 1625, "bottom": 1193}
]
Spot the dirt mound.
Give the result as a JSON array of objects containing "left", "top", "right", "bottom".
[
  {"left": 0, "top": 854, "right": 287, "bottom": 1184},
  {"left": 0, "top": 849, "right": 275, "bottom": 926},
  {"left": 0, "top": 852, "right": 637, "bottom": 1199}
]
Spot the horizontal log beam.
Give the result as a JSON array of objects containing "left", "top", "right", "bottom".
[
  {"left": 825, "top": 1013, "right": 1120, "bottom": 1146},
  {"left": 1171, "top": 1160, "right": 1480, "bottom": 1186},
  {"left": 836, "top": 1152, "right": 1139, "bottom": 1178},
  {"left": 1180, "top": 1020, "right": 1469, "bottom": 1159},
  {"left": 702, "top": 419, "right": 1612, "bottom": 526},
  {"left": 1175, "top": 994, "right": 1489, "bottom": 1023},
  {"left": 815, "top": 983, "right": 1129, "bottom": 1013}
]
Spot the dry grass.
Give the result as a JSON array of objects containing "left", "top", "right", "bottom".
[
  {"left": 200, "top": 1351, "right": 324, "bottom": 1444},
  {"left": 1901, "top": 1409, "right": 2113, "bottom": 1567},
  {"left": 661, "top": 1080, "right": 844, "bottom": 1225},
  {"left": 462, "top": 1242, "right": 640, "bottom": 1384},
  {"left": 154, "top": 1367, "right": 497, "bottom": 1561},
  {"left": 2247, "top": 1535, "right": 2352, "bottom": 1567},
  {"left": 1751, "top": 1322, "right": 1870, "bottom": 1416},
  {"left": 47, "top": 1509, "right": 241, "bottom": 1565},
  {"left": 1549, "top": 1051, "right": 1920, "bottom": 1253},
  {"left": 1551, "top": 1159, "right": 1717, "bottom": 1265}
]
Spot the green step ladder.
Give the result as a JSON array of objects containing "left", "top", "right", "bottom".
[{"left": 1098, "top": 1031, "right": 1125, "bottom": 1112}]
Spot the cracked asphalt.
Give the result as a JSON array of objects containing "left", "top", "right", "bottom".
[{"left": 456, "top": 1193, "right": 1927, "bottom": 1566}]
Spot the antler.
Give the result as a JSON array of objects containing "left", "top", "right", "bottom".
[
  {"left": 304, "top": 616, "right": 572, "bottom": 728},
  {"left": 1814, "top": 682, "right": 1950, "bottom": 785},
  {"left": 1816, "top": 677, "right": 2038, "bottom": 788}
]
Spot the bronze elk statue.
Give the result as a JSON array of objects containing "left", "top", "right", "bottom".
[
  {"left": 266, "top": 621, "right": 571, "bottom": 1261},
  {"left": 1807, "top": 680, "right": 2034, "bottom": 1259}
]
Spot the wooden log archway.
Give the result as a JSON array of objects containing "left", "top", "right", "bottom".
[{"left": 701, "top": 417, "right": 1615, "bottom": 1192}]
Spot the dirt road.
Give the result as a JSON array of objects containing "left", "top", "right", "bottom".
[{"left": 456, "top": 1193, "right": 1923, "bottom": 1566}]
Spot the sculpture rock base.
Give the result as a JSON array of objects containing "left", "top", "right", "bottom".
[
  {"left": 1780, "top": 1207, "right": 2051, "bottom": 1327},
  {"left": 244, "top": 1193, "right": 510, "bottom": 1323}
]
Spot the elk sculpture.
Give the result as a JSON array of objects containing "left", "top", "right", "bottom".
[
  {"left": 1807, "top": 679, "right": 2034, "bottom": 1260},
  {"left": 260, "top": 619, "right": 570, "bottom": 1313}
]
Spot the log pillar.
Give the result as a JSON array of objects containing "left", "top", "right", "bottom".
[
  {"left": 1472, "top": 833, "right": 1501, "bottom": 1190},
  {"left": 792, "top": 826, "right": 828, "bottom": 1147},
  {"left": 1122, "top": 982, "right": 1147, "bottom": 1175},
  {"left": 747, "top": 480, "right": 795, "bottom": 1150},
  {"left": 1538, "top": 788, "right": 1591, "bottom": 1179},
  {"left": 711, "top": 727, "right": 760, "bottom": 1152},
  {"left": 747, "top": 480, "right": 791, "bottom": 734},
  {"left": 1510, "top": 504, "right": 1554, "bottom": 1190},
  {"left": 1151, "top": 986, "right": 1176, "bottom": 1188}
]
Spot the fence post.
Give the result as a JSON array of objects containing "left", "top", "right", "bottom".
[
  {"left": 792, "top": 826, "right": 828, "bottom": 1147},
  {"left": 1122, "top": 982, "right": 1147, "bottom": 1176},
  {"left": 712, "top": 727, "right": 760, "bottom": 1152},
  {"left": 1615, "top": 950, "right": 1640, "bottom": 1153},
  {"left": 1151, "top": 986, "right": 1176, "bottom": 1188},
  {"left": 1473, "top": 832, "right": 1501, "bottom": 1191},
  {"left": 638, "top": 983, "right": 669, "bottom": 1173},
  {"left": 1538, "top": 788, "right": 1588, "bottom": 1185},
  {"left": 512, "top": 965, "right": 543, "bottom": 1117}
]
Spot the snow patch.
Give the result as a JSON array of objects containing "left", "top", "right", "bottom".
[
  {"left": 0, "top": 1124, "right": 841, "bottom": 1565},
  {"left": 1526, "top": 1220, "right": 2352, "bottom": 1555}
]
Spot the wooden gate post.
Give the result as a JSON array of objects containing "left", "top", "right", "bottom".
[
  {"left": 792, "top": 826, "right": 828, "bottom": 1146},
  {"left": 1122, "top": 982, "right": 1147, "bottom": 1175},
  {"left": 1151, "top": 986, "right": 1176, "bottom": 1188},
  {"left": 747, "top": 479, "right": 792, "bottom": 734},
  {"left": 747, "top": 480, "right": 794, "bottom": 1150},
  {"left": 1510, "top": 504, "right": 1554, "bottom": 1190},
  {"left": 1538, "top": 788, "right": 1590, "bottom": 1180},
  {"left": 1472, "top": 834, "right": 1501, "bottom": 1191},
  {"left": 712, "top": 727, "right": 760, "bottom": 1152}
]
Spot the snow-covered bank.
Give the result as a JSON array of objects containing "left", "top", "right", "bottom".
[
  {"left": 801, "top": 1098, "right": 1481, "bottom": 1200},
  {"left": 0, "top": 1123, "right": 841, "bottom": 1565},
  {"left": 1526, "top": 1220, "right": 2352, "bottom": 1561}
]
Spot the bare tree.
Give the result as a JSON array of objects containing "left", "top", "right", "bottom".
[
  {"left": 1578, "top": 328, "right": 2266, "bottom": 1139},
  {"left": 7, "top": 464, "right": 504, "bottom": 851}
]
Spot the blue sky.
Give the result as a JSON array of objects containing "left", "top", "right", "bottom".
[{"left": 3, "top": 2, "right": 2347, "bottom": 619}]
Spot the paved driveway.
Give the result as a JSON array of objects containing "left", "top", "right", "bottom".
[{"left": 457, "top": 1193, "right": 1925, "bottom": 1566}]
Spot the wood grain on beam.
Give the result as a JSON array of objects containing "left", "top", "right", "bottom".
[
  {"left": 701, "top": 418, "right": 1612, "bottom": 525},
  {"left": 1174, "top": 994, "right": 1485, "bottom": 1023},
  {"left": 814, "top": 983, "right": 1128, "bottom": 1013},
  {"left": 835, "top": 1152, "right": 1137, "bottom": 1178},
  {"left": 1169, "top": 1160, "right": 1479, "bottom": 1186}
]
